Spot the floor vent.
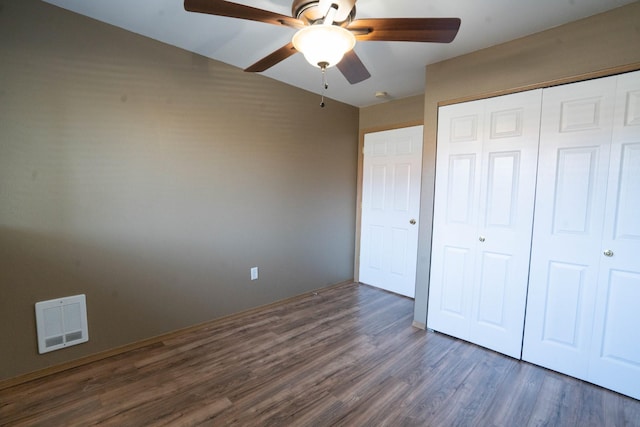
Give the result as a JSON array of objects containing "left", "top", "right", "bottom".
[{"left": 35, "top": 294, "right": 88, "bottom": 354}]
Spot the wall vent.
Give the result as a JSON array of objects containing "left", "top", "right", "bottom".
[{"left": 35, "top": 294, "right": 88, "bottom": 354}]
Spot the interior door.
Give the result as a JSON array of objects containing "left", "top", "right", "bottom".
[
  {"left": 428, "top": 90, "right": 542, "bottom": 358},
  {"left": 427, "top": 99, "right": 484, "bottom": 339},
  {"left": 587, "top": 71, "right": 640, "bottom": 399},
  {"left": 359, "top": 125, "right": 423, "bottom": 298},
  {"left": 522, "top": 76, "right": 617, "bottom": 379}
]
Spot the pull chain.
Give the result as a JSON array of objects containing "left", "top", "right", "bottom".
[{"left": 319, "top": 61, "right": 329, "bottom": 108}]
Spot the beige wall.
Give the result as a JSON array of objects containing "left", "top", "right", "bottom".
[
  {"left": 413, "top": 2, "right": 640, "bottom": 325},
  {"left": 0, "top": 0, "right": 358, "bottom": 380},
  {"left": 359, "top": 95, "right": 424, "bottom": 132}
]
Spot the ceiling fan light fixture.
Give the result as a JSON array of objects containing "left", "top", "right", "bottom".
[{"left": 292, "top": 24, "right": 356, "bottom": 68}]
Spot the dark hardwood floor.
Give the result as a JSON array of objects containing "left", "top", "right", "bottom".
[{"left": 1, "top": 282, "right": 639, "bottom": 426}]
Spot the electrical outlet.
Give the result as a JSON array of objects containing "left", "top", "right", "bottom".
[{"left": 250, "top": 267, "right": 258, "bottom": 281}]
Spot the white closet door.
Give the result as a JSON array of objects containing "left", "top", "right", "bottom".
[
  {"left": 522, "top": 76, "right": 617, "bottom": 379},
  {"left": 588, "top": 71, "right": 640, "bottom": 399},
  {"left": 428, "top": 99, "right": 484, "bottom": 339},
  {"left": 428, "top": 89, "right": 542, "bottom": 358},
  {"left": 469, "top": 91, "right": 542, "bottom": 357}
]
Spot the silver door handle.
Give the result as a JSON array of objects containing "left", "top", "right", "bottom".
[
  {"left": 479, "top": 236, "right": 486, "bottom": 242},
  {"left": 409, "top": 219, "right": 416, "bottom": 225},
  {"left": 603, "top": 249, "right": 614, "bottom": 257}
]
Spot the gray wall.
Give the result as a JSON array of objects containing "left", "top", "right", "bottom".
[
  {"left": 414, "top": 2, "right": 640, "bottom": 326},
  {"left": 0, "top": 0, "right": 358, "bottom": 380}
]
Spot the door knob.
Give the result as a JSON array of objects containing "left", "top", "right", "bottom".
[
  {"left": 479, "top": 236, "right": 486, "bottom": 242},
  {"left": 603, "top": 249, "right": 614, "bottom": 257},
  {"left": 409, "top": 219, "right": 417, "bottom": 225}
]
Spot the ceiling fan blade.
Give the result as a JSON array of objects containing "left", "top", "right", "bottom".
[
  {"left": 337, "top": 50, "right": 371, "bottom": 84},
  {"left": 244, "top": 42, "right": 298, "bottom": 73},
  {"left": 185, "top": 0, "right": 305, "bottom": 29},
  {"left": 347, "top": 18, "right": 461, "bottom": 43}
]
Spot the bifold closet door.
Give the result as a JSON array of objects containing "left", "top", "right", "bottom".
[
  {"left": 590, "top": 71, "right": 640, "bottom": 400},
  {"left": 523, "top": 71, "right": 640, "bottom": 400},
  {"left": 428, "top": 89, "right": 542, "bottom": 358},
  {"left": 522, "top": 76, "right": 616, "bottom": 379}
]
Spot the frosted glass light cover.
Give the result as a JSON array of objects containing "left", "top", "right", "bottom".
[{"left": 292, "top": 25, "right": 355, "bottom": 68}]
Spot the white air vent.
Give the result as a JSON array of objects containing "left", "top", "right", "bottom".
[{"left": 35, "top": 294, "right": 88, "bottom": 354}]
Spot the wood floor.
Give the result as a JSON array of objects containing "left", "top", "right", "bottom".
[{"left": 1, "top": 282, "right": 639, "bottom": 426}]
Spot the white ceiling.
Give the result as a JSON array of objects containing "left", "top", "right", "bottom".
[{"left": 42, "top": 0, "right": 634, "bottom": 107}]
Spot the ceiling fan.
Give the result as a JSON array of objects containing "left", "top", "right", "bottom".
[{"left": 184, "top": 0, "right": 461, "bottom": 85}]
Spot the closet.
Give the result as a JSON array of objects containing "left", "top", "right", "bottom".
[
  {"left": 428, "top": 70, "right": 640, "bottom": 400},
  {"left": 427, "top": 89, "right": 542, "bottom": 359},
  {"left": 523, "top": 72, "right": 640, "bottom": 400}
]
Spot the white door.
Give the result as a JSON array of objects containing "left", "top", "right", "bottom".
[
  {"left": 590, "top": 71, "right": 640, "bottom": 399},
  {"left": 523, "top": 70, "right": 640, "bottom": 400},
  {"left": 522, "top": 76, "right": 617, "bottom": 379},
  {"left": 427, "top": 99, "right": 484, "bottom": 339},
  {"left": 359, "top": 125, "right": 423, "bottom": 297},
  {"left": 428, "top": 89, "right": 542, "bottom": 358}
]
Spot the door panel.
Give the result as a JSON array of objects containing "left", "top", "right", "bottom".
[
  {"left": 523, "top": 75, "right": 617, "bottom": 379},
  {"left": 542, "top": 261, "right": 588, "bottom": 348},
  {"left": 428, "top": 101, "right": 483, "bottom": 340},
  {"left": 485, "top": 151, "right": 518, "bottom": 227},
  {"left": 429, "top": 89, "right": 542, "bottom": 358},
  {"left": 367, "top": 225, "right": 384, "bottom": 270},
  {"left": 476, "top": 251, "right": 510, "bottom": 328},
  {"left": 560, "top": 96, "right": 605, "bottom": 132},
  {"left": 359, "top": 126, "right": 423, "bottom": 298},
  {"left": 370, "top": 165, "right": 386, "bottom": 210},
  {"left": 597, "top": 270, "right": 640, "bottom": 362},
  {"left": 393, "top": 164, "right": 411, "bottom": 211},
  {"left": 552, "top": 147, "right": 599, "bottom": 234},
  {"left": 470, "top": 91, "right": 543, "bottom": 358},
  {"left": 439, "top": 245, "right": 472, "bottom": 332},
  {"left": 390, "top": 227, "right": 408, "bottom": 275},
  {"left": 588, "top": 71, "right": 640, "bottom": 400},
  {"left": 613, "top": 143, "right": 640, "bottom": 239},
  {"left": 590, "top": 268, "right": 640, "bottom": 400},
  {"left": 447, "top": 154, "right": 477, "bottom": 224}
]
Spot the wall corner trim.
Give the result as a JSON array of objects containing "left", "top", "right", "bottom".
[{"left": 412, "top": 321, "right": 426, "bottom": 330}]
